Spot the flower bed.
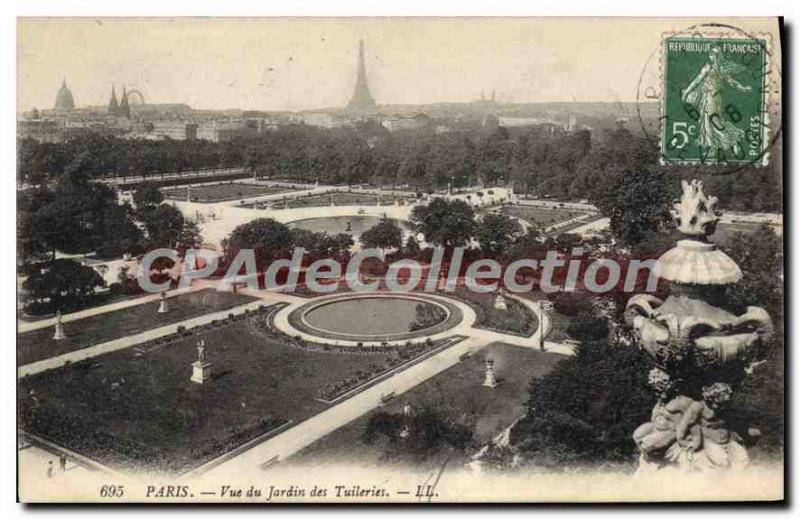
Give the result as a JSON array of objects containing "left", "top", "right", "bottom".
[
  {"left": 314, "top": 337, "right": 463, "bottom": 403},
  {"left": 443, "top": 289, "right": 537, "bottom": 337},
  {"left": 250, "top": 310, "right": 462, "bottom": 404}
]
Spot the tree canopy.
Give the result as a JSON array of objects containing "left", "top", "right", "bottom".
[
  {"left": 410, "top": 198, "right": 477, "bottom": 249},
  {"left": 476, "top": 213, "right": 523, "bottom": 255},
  {"left": 511, "top": 339, "right": 654, "bottom": 468},
  {"left": 143, "top": 204, "right": 186, "bottom": 249},
  {"left": 225, "top": 218, "right": 293, "bottom": 258},
  {"left": 22, "top": 258, "right": 106, "bottom": 314},
  {"left": 18, "top": 120, "right": 781, "bottom": 214},
  {"left": 133, "top": 182, "right": 164, "bottom": 211},
  {"left": 360, "top": 217, "right": 403, "bottom": 250},
  {"left": 20, "top": 155, "right": 144, "bottom": 261}
]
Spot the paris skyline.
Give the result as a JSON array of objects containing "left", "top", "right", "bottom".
[{"left": 18, "top": 17, "right": 779, "bottom": 112}]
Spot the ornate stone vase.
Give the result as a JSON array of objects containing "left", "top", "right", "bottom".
[{"left": 624, "top": 180, "right": 773, "bottom": 472}]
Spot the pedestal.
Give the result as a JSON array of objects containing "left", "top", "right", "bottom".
[
  {"left": 191, "top": 361, "right": 212, "bottom": 384},
  {"left": 483, "top": 370, "right": 497, "bottom": 388},
  {"left": 53, "top": 323, "right": 66, "bottom": 341},
  {"left": 157, "top": 299, "right": 169, "bottom": 313},
  {"left": 494, "top": 295, "right": 508, "bottom": 310}
]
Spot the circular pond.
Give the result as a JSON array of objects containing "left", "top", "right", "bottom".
[
  {"left": 304, "top": 297, "right": 443, "bottom": 336},
  {"left": 287, "top": 294, "right": 464, "bottom": 342}
]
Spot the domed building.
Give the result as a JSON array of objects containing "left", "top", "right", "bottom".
[{"left": 54, "top": 79, "right": 75, "bottom": 111}]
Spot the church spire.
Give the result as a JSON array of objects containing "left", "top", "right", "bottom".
[
  {"left": 119, "top": 85, "right": 131, "bottom": 119},
  {"left": 108, "top": 84, "right": 119, "bottom": 115},
  {"left": 346, "top": 39, "right": 376, "bottom": 113}
]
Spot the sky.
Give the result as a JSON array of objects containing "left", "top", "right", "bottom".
[{"left": 17, "top": 17, "right": 780, "bottom": 112}]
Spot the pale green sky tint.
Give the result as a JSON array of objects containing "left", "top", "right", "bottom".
[{"left": 18, "top": 17, "right": 780, "bottom": 112}]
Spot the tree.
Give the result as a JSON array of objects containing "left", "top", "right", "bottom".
[
  {"left": 404, "top": 235, "right": 421, "bottom": 255},
  {"left": 511, "top": 339, "right": 654, "bottom": 468},
  {"left": 321, "top": 233, "right": 355, "bottom": 256},
  {"left": 410, "top": 198, "right": 477, "bottom": 249},
  {"left": 722, "top": 226, "right": 783, "bottom": 321},
  {"left": 476, "top": 213, "right": 523, "bottom": 255},
  {"left": 178, "top": 219, "right": 203, "bottom": 252},
  {"left": 721, "top": 226, "right": 784, "bottom": 455},
  {"left": 225, "top": 218, "right": 293, "bottom": 260},
  {"left": 95, "top": 202, "right": 144, "bottom": 259},
  {"left": 132, "top": 182, "right": 163, "bottom": 212},
  {"left": 606, "top": 169, "right": 675, "bottom": 247},
  {"left": 22, "top": 259, "right": 106, "bottom": 313},
  {"left": 18, "top": 187, "right": 55, "bottom": 263},
  {"left": 360, "top": 217, "right": 403, "bottom": 250},
  {"left": 144, "top": 204, "right": 186, "bottom": 249},
  {"left": 552, "top": 291, "right": 594, "bottom": 317},
  {"left": 566, "top": 311, "right": 610, "bottom": 343},
  {"left": 26, "top": 154, "right": 135, "bottom": 256},
  {"left": 244, "top": 146, "right": 263, "bottom": 178}
]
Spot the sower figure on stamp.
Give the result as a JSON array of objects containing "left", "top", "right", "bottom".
[{"left": 681, "top": 46, "right": 753, "bottom": 155}]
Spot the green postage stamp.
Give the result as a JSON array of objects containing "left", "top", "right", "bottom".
[{"left": 661, "top": 36, "right": 769, "bottom": 166}]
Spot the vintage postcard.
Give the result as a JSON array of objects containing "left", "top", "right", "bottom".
[{"left": 16, "top": 17, "right": 784, "bottom": 503}]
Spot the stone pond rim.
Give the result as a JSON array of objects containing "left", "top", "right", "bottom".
[{"left": 287, "top": 293, "right": 464, "bottom": 343}]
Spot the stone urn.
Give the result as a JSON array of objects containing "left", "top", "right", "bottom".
[{"left": 624, "top": 180, "right": 773, "bottom": 472}]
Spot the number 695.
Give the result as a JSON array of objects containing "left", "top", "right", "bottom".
[{"left": 100, "top": 484, "right": 125, "bottom": 498}]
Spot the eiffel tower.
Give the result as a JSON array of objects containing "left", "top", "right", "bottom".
[{"left": 346, "top": 39, "right": 376, "bottom": 113}]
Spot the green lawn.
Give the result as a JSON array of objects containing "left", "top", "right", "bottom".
[
  {"left": 285, "top": 192, "right": 413, "bottom": 208},
  {"left": 17, "top": 289, "right": 257, "bottom": 366},
  {"left": 288, "top": 343, "right": 562, "bottom": 470},
  {"left": 163, "top": 182, "right": 297, "bottom": 203},
  {"left": 18, "top": 313, "right": 400, "bottom": 473}
]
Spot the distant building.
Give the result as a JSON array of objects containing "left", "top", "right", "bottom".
[
  {"left": 291, "top": 112, "right": 348, "bottom": 129},
  {"left": 132, "top": 121, "right": 198, "bottom": 140},
  {"left": 63, "top": 116, "right": 132, "bottom": 138},
  {"left": 381, "top": 113, "right": 430, "bottom": 132},
  {"left": 196, "top": 119, "right": 262, "bottom": 142},
  {"left": 345, "top": 40, "right": 377, "bottom": 113},
  {"left": 130, "top": 103, "right": 193, "bottom": 118},
  {"left": 496, "top": 116, "right": 551, "bottom": 128},
  {"left": 54, "top": 79, "right": 75, "bottom": 111}
]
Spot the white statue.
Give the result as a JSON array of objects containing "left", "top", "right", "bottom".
[{"left": 52, "top": 311, "right": 66, "bottom": 340}]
